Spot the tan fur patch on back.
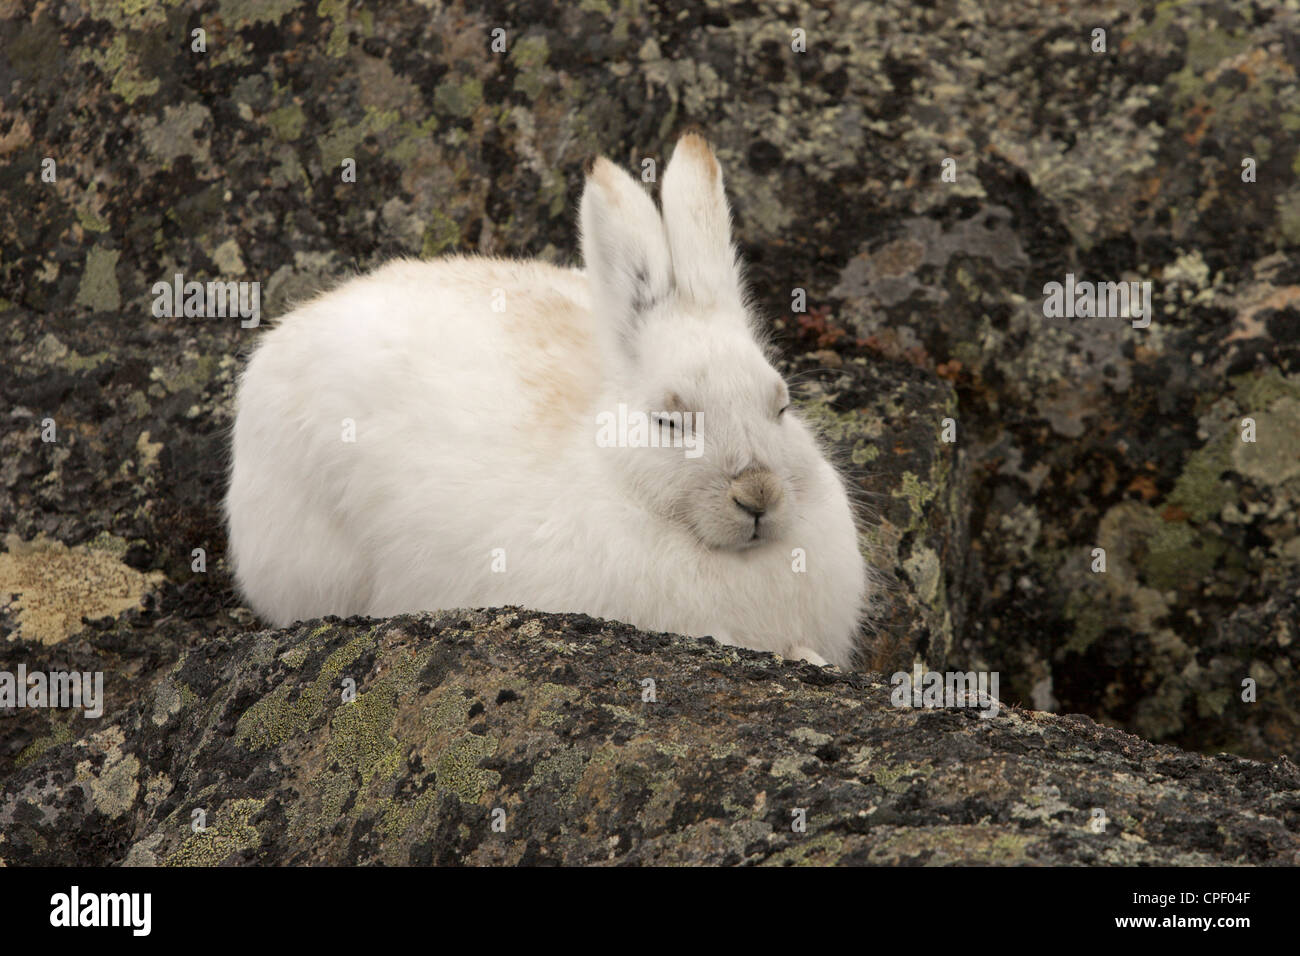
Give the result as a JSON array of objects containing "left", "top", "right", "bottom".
[{"left": 501, "top": 280, "right": 601, "bottom": 441}]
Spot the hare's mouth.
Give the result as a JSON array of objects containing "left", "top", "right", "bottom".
[
  {"left": 683, "top": 506, "right": 779, "bottom": 552},
  {"left": 737, "top": 526, "right": 776, "bottom": 551}
]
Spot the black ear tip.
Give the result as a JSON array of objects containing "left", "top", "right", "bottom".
[
  {"left": 583, "top": 153, "right": 599, "bottom": 176},
  {"left": 679, "top": 122, "right": 708, "bottom": 141}
]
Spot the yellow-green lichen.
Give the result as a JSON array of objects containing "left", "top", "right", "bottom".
[
  {"left": 165, "top": 798, "right": 264, "bottom": 866},
  {"left": 328, "top": 685, "right": 402, "bottom": 785},
  {"left": 435, "top": 734, "right": 500, "bottom": 803},
  {"left": 75, "top": 247, "right": 122, "bottom": 311},
  {"left": 266, "top": 103, "right": 307, "bottom": 142},
  {"left": 760, "top": 831, "right": 844, "bottom": 866},
  {"left": 421, "top": 209, "right": 461, "bottom": 258},
  {"left": 233, "top": 628, "right": 374, "bottom": 749},
  {"left": 15, "top": 716, "right": 74, "bottom": 768}
]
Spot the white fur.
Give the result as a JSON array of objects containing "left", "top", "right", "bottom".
[{"left": 224, "top": 134, "right": 869, "bottom": 667}]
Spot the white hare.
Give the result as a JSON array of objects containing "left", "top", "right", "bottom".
[{"left": 225, "top": 132, "right": 869, "bottom": 666}]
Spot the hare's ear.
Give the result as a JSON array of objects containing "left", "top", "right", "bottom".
[
  {"left": 661, "top": 132, "right": 742, "bottom": 311},
  {"left": 580, "top": 156, "right": 674, "bottom": 357}
]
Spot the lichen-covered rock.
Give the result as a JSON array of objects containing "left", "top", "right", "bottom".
[
  {"left": 810, "top": 0, "right": 1300, "bottom": 758},
  {"left": 780, "top": 351, "right": 967, "bottom": 673},
  {"left": 2, "top": 610, "right": 1296, "bottom": 866}
]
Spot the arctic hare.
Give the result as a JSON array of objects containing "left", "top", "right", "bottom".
[{"left": 225, "top": 132, "right": 868, "bottom": 666}]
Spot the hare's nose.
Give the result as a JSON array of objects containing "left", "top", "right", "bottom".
[{"left": 729, "top": 467, "right": 783, "bottom": 517}]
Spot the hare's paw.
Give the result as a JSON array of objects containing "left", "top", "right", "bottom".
[{"left": 790, "top": 646, "right": 830, "bottom": 667}]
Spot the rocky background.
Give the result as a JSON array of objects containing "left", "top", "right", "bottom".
[{"left": 1, "top": 0, "right": 1298, "bottom": 864}]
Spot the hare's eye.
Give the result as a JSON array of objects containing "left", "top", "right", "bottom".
[
  {"left": 777, "top": 404, "right": 791, "bottom": 419},
  {"left": 654, "top": 416, "right": 677, "bottom": 431}
]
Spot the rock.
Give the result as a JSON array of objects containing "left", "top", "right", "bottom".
[
  {"left": 779, "top": 351, "right": 967, "bottom": 673},
  {"left": 0, "top": 532, "right": 165, "bottom": 645},
  {"left": 2, "top": 610, "right": 1296, "bottom": 866}
]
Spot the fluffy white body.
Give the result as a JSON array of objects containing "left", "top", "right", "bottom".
[{"left": 225, "top": 133, "right": 869, "bottom": 666}]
